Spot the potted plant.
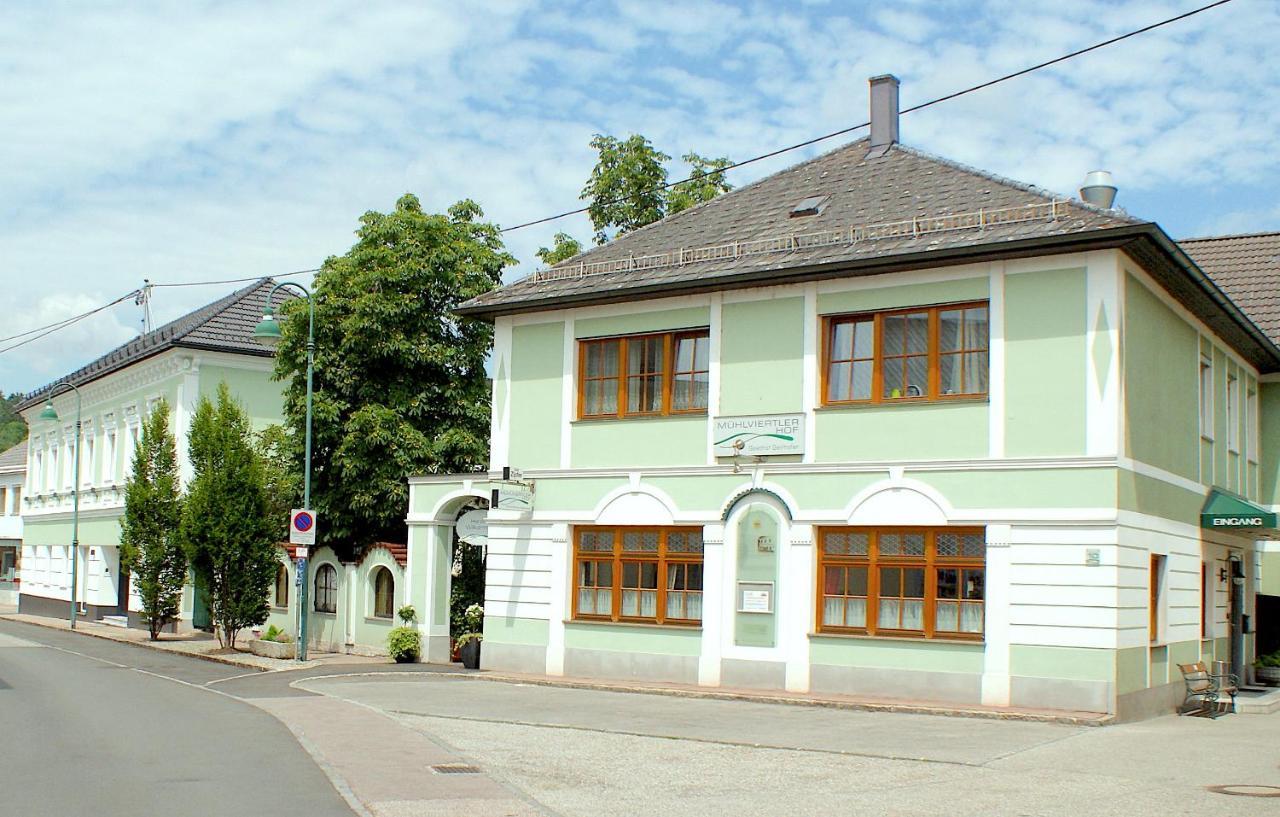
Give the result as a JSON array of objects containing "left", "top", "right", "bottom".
[
  {"left": 386, "top": 604, "right": 421, "bottom": 664},
  {"left": 1255, "top": 650, "right": 1280, "bottom": 686},
  {"left": 247, "top": 624, "right": 296, "bottom": 660},
  {"left": 458, "top": 603, "right": 483, "bottom": 669}
]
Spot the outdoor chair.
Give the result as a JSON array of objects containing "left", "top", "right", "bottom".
[{"left": 1176, "top": 662, "right": 1238, "bottom": 717}]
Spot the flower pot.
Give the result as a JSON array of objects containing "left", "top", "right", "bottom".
[
  {"left": 460, "top": 638, "right": 481, "bottom": 670},
  {"left": 1257, "top": 665, "right": 1280, "bottom": 687}
]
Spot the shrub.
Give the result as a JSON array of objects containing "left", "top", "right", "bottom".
[
  {"left": 1256, "top": 650, "right": 1280, "bottom": 669},
  {"left": 387, "top": 626, "right": 421, "bottom": 663},
  {"left": 456, "top": 632, "right": 482, "bottom": 648},
  {"left": 397, "top": 604, "right": 417, "bottom": 625},
  {"left": 461, "top": 603, "right": 484, "bottom": 635},
  {"left": 263, "top": 624, "right": 292, "bottom": 644}
]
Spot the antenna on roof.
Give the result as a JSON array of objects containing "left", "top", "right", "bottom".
[{"left": 135, "top": 280, "right": 153, "bottom": 335}]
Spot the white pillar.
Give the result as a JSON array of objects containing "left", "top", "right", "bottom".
[
  {"left": 783, "top": 524, "right": 814, "bottom": 692},
  {"left": 982, "top": 524, "right": 1013, "bottom": 706},
  {"left": 699, "top": 524, "right": 725, "bottom": 686},
  {"left": 546, "top": 524, "right": 569, "bottom": 676}
]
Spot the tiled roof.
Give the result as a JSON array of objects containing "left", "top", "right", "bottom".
[
  {"left": 363, "top": 542, "right": 408, "bottom": 568},
  {"left": 18, "top": 278, "right": 294, "bottom": 411},
  {"left": 1178, "top": 232, "right": 1280, "bottom": 347},
  {"left": 459, "top": 138, "right": 1140, "bottom": 316},
  {"left": 0, "top": 441, "right": 26, "bottom": 471}
]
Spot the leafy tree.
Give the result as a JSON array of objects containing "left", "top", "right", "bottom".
[
  {"left": 582, "top": 134, "right": 670, "bottom": 244},
  {"left": 119, "top": 399, "right": 186, "bottom": 640},
  {"left": 254, "top": 423, "right": 301, "bottom": 537},
  {"left": 179, "top": 383, "right": 277, "bottom": 649},
  {"left": 273, "top": 194, "right": 511, "bottom": 560},
  {"left": 582, "top": 135, "right": 733, "bottom": 244},
  {"left": 0, "top": 391, "right": 28, "bottom": 452},
  {"left": 536, "top": 232, "right": 583, "bottom": 266},
  {"left": 665, "top": 152, "right": 733, "bottom": 215}
]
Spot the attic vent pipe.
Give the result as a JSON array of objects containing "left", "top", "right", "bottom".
[
  {"left": 866, "top": 74, "right": 899, "bottom": 160},
  {"left": 1079, "top": 170, "right": 1117, "bottom": 209}
]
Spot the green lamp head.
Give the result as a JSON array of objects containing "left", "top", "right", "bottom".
[
  {"left": 253, "top": 306, "right": 283, "bottom": 348},
  {"left": 39, "top": 398, "right": 58, "bottom": 422}
]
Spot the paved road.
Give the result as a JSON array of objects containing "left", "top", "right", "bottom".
[{"left": 0, "top": 619, "right": 355, "bottom": 817}]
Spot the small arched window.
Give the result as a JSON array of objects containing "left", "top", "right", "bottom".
[
  {"left": 274, "top": 563, "right": 289, "bottom": 608},
  {"left": 314, "top": 564, "right": 337, "bottom": 613},
  {"left": 372, "top": 566, "right": 394, "bottom": 619}
]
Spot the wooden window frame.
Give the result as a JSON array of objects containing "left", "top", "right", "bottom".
[
  {"left": 1150, "top": 554, "right": 1164, "bottom": 642},
  {"left": 816, "top": 526, "right": 986, "bottom": 641},
  {"left": 274, "top": 563, "right": 289, "bottom": 608},
  {"left": 372, "top": 566, "right": 395, "bottom": 619},
  {"left": 577, "top": 329, "right": 710, "bottom": 420},
  {"left": 820, "top": 301, "right": 990, "bottom": 406},
  {"left": 314, "top": 563, "right": 338, "bottom": 614},
  {"left": 572, "top": 526, "right": 704, "bottom": 626}
]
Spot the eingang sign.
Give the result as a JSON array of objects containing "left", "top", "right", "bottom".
[{"left": 1199, "top": 489, "right": 1277, "bottom": 530}]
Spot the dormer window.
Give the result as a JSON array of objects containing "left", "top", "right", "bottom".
[{"left": 790, "top": 195, "right": 829, "bottom": 218}]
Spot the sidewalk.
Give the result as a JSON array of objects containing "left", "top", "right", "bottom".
[{"left": 0, "top": 611, "right": 386, "bottom": 672}]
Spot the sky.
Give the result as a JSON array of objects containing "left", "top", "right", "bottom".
[{"left": 2, "top": 0, "right": 1278, "bottom": 395}]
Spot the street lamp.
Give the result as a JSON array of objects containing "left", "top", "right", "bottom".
[
  {"left": 39, "top": 382, "right": 83, "bottom": 630},
  {"left": 254, "top": 282, "right": 314, "bottom": 662}
]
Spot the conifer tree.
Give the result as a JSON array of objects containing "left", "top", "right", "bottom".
[
  {"left": 119, "top": 399, "right": 186, "bottom": 640},
  {"left": 180, "top": 383, "right": 277, "bottom": 649}
]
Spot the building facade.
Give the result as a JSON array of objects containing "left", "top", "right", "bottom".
[
  {"left": 406, "top": 78, "right": 1275, "bottom": 719},
  {"left": 17, "top": 279, "right": 290, "bottom": 629},
  {"left": 0, "top": 442, "right": 25, "bottom": 605}
]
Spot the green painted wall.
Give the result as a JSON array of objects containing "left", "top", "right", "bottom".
[
  {"left": 1009, "top": 645, "right": 1113, "bottom": 682},
  {"left": 24, "top": 515, "right": 122, "bottom": 546},
  {"left": 198, "top": 365, "right": 283, "bottom": 429},
  {"left": 571, "top": 417, "right": 705, "bottom": 468},
  {"left": 1262, "top": 552, "right": 1280, "bottom": 597},
  {"left": 1123, "top": 275, "right": 1199, "bottom": 479},
  {"left": 575, "top": 307, "right": 709, "bottom": 339},
  {"left": 508, "top": 322, "right": 564, "bottom": 469},
  {"left": 816, "top": 403, "right": 988, "bottom": 461},
  {"left": 1004, "top": 268, "right": 1087, "bottom": 456},
  {"left": 484, "top": 615, "right": 550, "bottom": 646},
  {"left": 1167, "top": 640, "right": 1199, "bottom": 685},
  {"left": 768, "top": 473, "right": 881, "bottom": 512},
  {"left": 816, "top": 277, "right": 988, "bottom": 315},
  {"left": 1115, "top": 646, "right": 1147, "bottom": 694},
  {"left": 533, "top": 477, "right": 629, "bottom": 512},
  {"left": 733, "top": 504, "right": 778, "bottom": 648},
  {"left": 719, "top": 297, "right": 803, "bottom": 415},
  {"left": 1148, "top": 644, "right": 1168, "bottom": 689},
  {"left": 564, "top": 622, "right": 701, "bottom": 655},
  {"left": 920, "top": 468, "right": 1115, "bottom": 509},
  {"left": 645, "top": 475, "right": 748, "bottom": 514},
  {"left": 810, "top": 636, "right": 984, "bottom": 673},
  {"left": 1117, "top": 470, "right": 1201, "bottom": 524}
]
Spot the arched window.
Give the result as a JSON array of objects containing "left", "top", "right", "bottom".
[
  {"left": 372, "top": 566, "right": 394, "bottom": 619},
  {"left": 274, "top": 563, "right": 289, "bottom": 608},
  {"left": 314, "top": 564, "right": 337, "bottom": 613}
]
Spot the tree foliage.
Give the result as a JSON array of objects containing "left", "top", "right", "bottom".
[
  {"left": 179, "top": 383, "right": 277, "bottom": 649},
  {"left": 119, "top": 400, "right": 186, "bottom": 640},
  {"left": 272, "top": 194, "right": 511, "bottom": 560},
  {"left": 581, "top": 135, "right": 733, "bottom": 245},
  {"left": 254, "top": 423, "right": 302, "bottom": 538},
  {"left": 0, "top": 391, "right": 28, "bottom": 452},
  {"left": 535, "top": 232, "right": 583, "bottom": 266}
]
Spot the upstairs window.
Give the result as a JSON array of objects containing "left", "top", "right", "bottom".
[
  {"left": 1198, "top": 355, "right": 1213, "bottom": 439},
  {"left": 823, "top": 302, "right": 989, "bottom": 405},
  {"left": 579, "top": 330, "right": 709, "bottom": 419},
  {"left": 1226, "top": 373, "right": 1240, "bottom": 453}
]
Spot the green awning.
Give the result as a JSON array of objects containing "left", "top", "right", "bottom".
[{"left": 1201, "top": 489, "right": 1276, "bottom": 530}]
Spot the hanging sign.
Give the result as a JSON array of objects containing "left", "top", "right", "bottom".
[
  {"left": 290, "top": 508, "right": 317, "bottom": 546},
  {"left": 493, "top": 480, "right": 534, "bottom": 512},
  {"left": 713, "top": 414, "right": 805, "bottom": 457},
  {"left": 456, "top": 509, "right": 489, "bottom": 546}
]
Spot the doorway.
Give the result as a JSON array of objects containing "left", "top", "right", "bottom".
[{"left": 449, "top": 499, "right": 488, "bottom": 660}]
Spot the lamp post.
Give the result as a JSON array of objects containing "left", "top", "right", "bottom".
[
  {"left": 39, "top": 383, "right": 83, "bottom": 629},
  {"left": 254, "top": 282, "right": 314, "bottom": 662}
]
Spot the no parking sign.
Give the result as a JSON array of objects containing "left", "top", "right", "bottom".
[{"left": 290, "top": 508, "right": 317, "bottom": 547}]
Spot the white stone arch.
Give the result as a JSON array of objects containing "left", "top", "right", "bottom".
[
  {"left": 429, "top": 487, "right": 491, "bottom": 522},
  {"left": 720, "top": 480, "right": 800, "bottom": 523},
  {"left": 591, "top": 482, "right": 680, "bottom": 526},
  {"left": 842, "top": 478, "right": 954, "bottom": 526}
]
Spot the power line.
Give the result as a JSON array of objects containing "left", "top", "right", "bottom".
[
  {"left": 148, "top": 268, "right": 318, "bottom": 288},
  {"left": 0, "top": 290, "right": 141, "bottom": 355},
  {"left": 497, "top": 0, "right": 1236, "bottom": 235}
]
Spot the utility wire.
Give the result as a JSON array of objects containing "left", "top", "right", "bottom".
[
  {"left": 497, "top": 0, "right": 1236, "bottom": 234},
  {"left": 0, "top": 0, "right": 1237, "bottom": 356}
]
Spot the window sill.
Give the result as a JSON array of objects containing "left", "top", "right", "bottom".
[
  {"left": 809, "top": 631, "right": 984, "bottom": 646},
  {"left": 270, "top": 606, "right": 288, "bottom": 613},
  {"left": 1200, "top": 435, "right": 1214, "bottom": 443},
  {"left": 365, "top": 616, "right": 394, "bottom": 624},
  {"left": 572, "top": 413, "right": 708, "bottom": 425},
  {"left": 565, "top": 618, "right": 701, "bottom": 632},
  {"left": 313, "top": 611, "right": 336, "bottom": 617},
  {"left": 816, "top": 397, "right": 988, "bottom": 412}
]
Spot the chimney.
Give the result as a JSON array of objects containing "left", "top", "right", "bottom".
[
  {"left": 866, "top": 74, "right": 900, "bottom": 159},
  {"left": 1078, "top": 170, "right": 1118, "bottom": 209}
]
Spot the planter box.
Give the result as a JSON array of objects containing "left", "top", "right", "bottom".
[
  {"left": 1257, "top": 666, "right": 1280, "bottom": 687},
  {"left": 247, "top": 638, "right": 296, "bottom": 660}
]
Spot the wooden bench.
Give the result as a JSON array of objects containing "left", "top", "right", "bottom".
[{"left": 1177, "top": 662, "right": 1238, "bottom": 717}]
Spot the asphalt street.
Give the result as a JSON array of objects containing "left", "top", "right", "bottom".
[{"left": 0, "top": 619, "right": 355, "bottom": 817}]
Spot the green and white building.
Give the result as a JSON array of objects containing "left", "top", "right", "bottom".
[
  {"left": 406, "top": 76, "right": 1275, "bottom": 719},
  {"left": 17, "top": 279, "right": 289, "bottom": 629}
]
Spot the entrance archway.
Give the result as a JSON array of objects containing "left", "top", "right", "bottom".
[{"left": 449, "top": 498, "right": 488, "bottom": 661}]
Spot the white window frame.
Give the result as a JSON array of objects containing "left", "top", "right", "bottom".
[
  {"left": 1226, "top": 373, "right": 1240, "bottom": 453},
  {"left": 1247, "top": 386, "right": 1259, "bottom": 463},
  {"left": 102, "top": 415, "right": 117, "bottom": 485},
  {"left": 82, "top": 425, "right": 95, "bottom": 488},
  {"left": 1198, "top": 354, "right": 1213, "bottom": 440}
]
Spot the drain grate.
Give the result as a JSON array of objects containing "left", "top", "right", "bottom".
[
  {"left": 1205, "top": 785, "right": 1280, "bottom": 798},
  {"left": 430, "top": 764, "right": 481, "bottom": 775}
]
